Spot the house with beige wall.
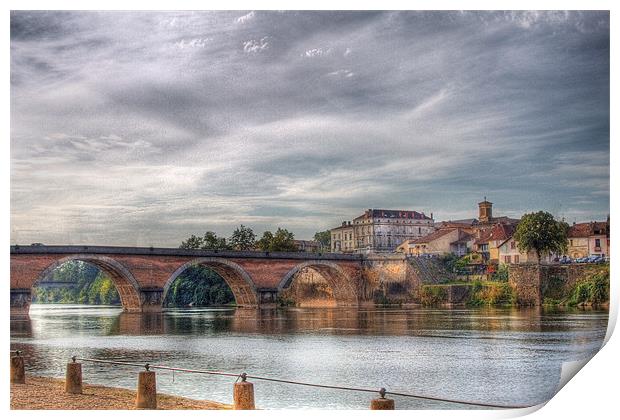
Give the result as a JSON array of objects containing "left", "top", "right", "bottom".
[
  {"left": 330, "top": 222, "right": 355, "bottom": 253},
  {"left": 497, "top": 237, "right": 553, "bottom": 264},
  {"left": 567, "top": 221, "right": 609, "bottom": 259},
  {"left": 396, "top": 228, "right": 474, "bottom": 256}
]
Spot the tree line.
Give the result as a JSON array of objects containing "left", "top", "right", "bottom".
[{"left": 180, "top": 225, "right": 331, "bottom": 252}]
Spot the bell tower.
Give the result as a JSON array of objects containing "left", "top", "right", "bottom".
[{"left": 478, "top": 197, "right": 493, "bottom": 223}]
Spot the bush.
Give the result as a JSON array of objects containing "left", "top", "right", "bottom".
[
  {"left": 468, "top": 281, "right": 515, "bottom": 306},
  {"left": 419, "top": 285, "right": 448, "bottom": 306},
  {"left": 566, "top": 266, "right": 609, "bottom": 307},
  {"left": 491, "top": 264, "right": 509, "bottom": 282}
]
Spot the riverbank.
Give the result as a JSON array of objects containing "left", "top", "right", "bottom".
[{"left": 10, "top": 376, "right": 231, "bottom": 410}]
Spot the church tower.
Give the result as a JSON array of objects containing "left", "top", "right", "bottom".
[{"left": 478, "top": 198, "right": 493, "bottom": 223}]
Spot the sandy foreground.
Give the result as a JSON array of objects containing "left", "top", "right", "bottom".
[{"left": 10, "top": 376, "right": 232, "bottom": 410}]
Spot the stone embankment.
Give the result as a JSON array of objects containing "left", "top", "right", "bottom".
[{"left": 10, "top": 376, "right": 231, "bottom": 410}]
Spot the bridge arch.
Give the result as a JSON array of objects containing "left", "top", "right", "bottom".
[
  {"left": 162, "top": 257, "right": 258, "bottom": 307},
  {"left": 36, "top": 255, "right": 142, "bottom": 312},
  {"left": 277, "top": 261, "right": 358, "bottom": 306}
]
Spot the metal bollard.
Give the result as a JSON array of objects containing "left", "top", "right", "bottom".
[
  {"left": 370, "top": 388, "right": 395, "bottom": 410},
  {"left": 233, "top": 373, "right": 255, "bottom": 410},
  {"left": 10, "top": 350, "right": 25, "bottom": 384},
  {"left": 136, "top": 364, "right": 157, "bottom": 409},
  {"left": 65, "top": 356, "right": 83, "bottom": 394}
]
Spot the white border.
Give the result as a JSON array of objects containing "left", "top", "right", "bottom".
[{"left": 2, "top": 2, "right": 616, "bottom": 420}]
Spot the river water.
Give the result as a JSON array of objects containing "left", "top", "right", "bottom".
[{"left": 10, "top": 304, "right": 608, "bottom": 410}]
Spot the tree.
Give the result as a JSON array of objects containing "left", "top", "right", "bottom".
[
  {"left": 201, "top": 231, "right": 230, "bottom": 250},
  {"left": 180, "top": 235, "right": 204, "bottom": 249},
  {"left": 256, "top": 231, "right": 274, "bottom": 251},
  {"left": 313, "top": 230, "right": 331, "bottom": 251},
  {"left": 513, "top": 211, "right": 569, "bottom": 263},
  {"left": 228, "top": 225, "right": 256, "bottom": 250},
  {"left": 256, "top": 228, "right": 298, "bottom": 252},
  {"left": 272, "top": 228, "right": 297, "bottom": 251}
]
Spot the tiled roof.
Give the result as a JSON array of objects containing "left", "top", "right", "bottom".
[
  {"left": 358, "top": 209, "right": 432, "bottom": 220},
  {"left": 451, "top": 233, "right": 474, "bottom": 245},
  {"left": 439, "top": 219, "right": 478, "bottom": 227},
  {"left": 568, "top": 222, "right": 608, "bottom": 238},
  {"left": 474, "top": 228, "right": 494, "bottom": 245},
  {"left": 489, "top": 223, "right": 516, "bottom": 241},
  {"left": 408, "top": 228, "right": 456, "bottom": 244}
]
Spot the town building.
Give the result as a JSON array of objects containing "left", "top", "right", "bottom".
[
  {"left": 396, "top": 227, "right": 475, "bottom": 256},
  {"left": 496, "top": 236, "right": 554, "bottom": 264},
  {"left": 439, "top": 199, "right": 520, "bottom": 261},
  {"left": 567, "top": 221, "right": 609, "bottom": 259},
  {"left": 438, "top": 199, "right": 520, "bottom": 230},
  {"left": 331, "top": 209, "right": 435, "bottom": 253},
  {"left": 330, "top": 222, "right": 356, "bottom": 253},
  {"left": 473, "top": 223, "right": 517, "bottom": 263}
]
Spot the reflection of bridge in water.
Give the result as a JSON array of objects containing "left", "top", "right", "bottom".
[
  {"left": 11, "top": 245, "right": 417, "bottom": 316},
  {"left": 11, "top": 306, "right": 549, "bottom": 339}
]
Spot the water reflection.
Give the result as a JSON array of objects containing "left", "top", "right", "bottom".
[{"left": 11, "top": 304, "right": 608, "bottom": 410}]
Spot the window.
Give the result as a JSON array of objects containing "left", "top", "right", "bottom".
[
  {"left": 514, "top": 255, "right": 519, "bottom": 264},
  {"left": 510, "top": 241, "right": 516, "bottom": 249},
  {"left": 570, "top": 239, "right": 573, "bottom": 246},
  {"left": 504, "top": 255, "right": 512, "bottom": 263},
  {"left": 595, "top": 238, "right": 601, "bottom": 249}
]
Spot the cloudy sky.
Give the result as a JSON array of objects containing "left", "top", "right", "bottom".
[{"left": 10, "top": 11, "right": 609, "bottom": 246}]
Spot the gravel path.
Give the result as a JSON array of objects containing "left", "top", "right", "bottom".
[{"left": 10, "top": 376, "right": 232, "bottom": 410}]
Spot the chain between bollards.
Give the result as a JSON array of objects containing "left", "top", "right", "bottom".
[{"left": 73, "top": 356, "right": 532, "bottom": 410}]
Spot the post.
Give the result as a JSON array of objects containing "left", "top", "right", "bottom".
[
  {"left": 370, "top": 388, "right": 395, "bottom": 410},
  {"left": 233, "top": 373, "right": 255, "bottom": 410},
  {"left": 136, "top": 364, "right": 157, "bottom": 409},
  {"left": 65, "top": 356, "right": 83, "bottom": 394},
  {"left": 10, "top": 350, "right": 25, "bottom": 384}
]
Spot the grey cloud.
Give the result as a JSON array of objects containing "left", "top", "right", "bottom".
[{"left": 10, "top": 11, "right": 609, "bottom": 245}]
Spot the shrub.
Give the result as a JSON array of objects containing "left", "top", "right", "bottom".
[
  {"left": 566, "top": 266, "right": 610, "bottom": 307},
  {"left": 419, "top": 285, "right": 448, "bottom": 306}
]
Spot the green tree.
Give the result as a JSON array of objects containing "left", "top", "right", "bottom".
[
  {"left": 256, "top": 228, "right": 297, "bottom": 252},
  {"left": 272, "top": 228, "right": 297, "bottom": 251},
  {"left": 256, "top": 231, "right": 274, "bottom": 251},
  {"left": 228, "top": 225, "right": 256, "bottom": 250},
  {"left": 202, "top": 231, "right": 230, "bottom": 250},
  {"left": 180, "top": 234, "right": 204, "bottom": 249},
  {"left": 163, "top": 265, "right": 235, "bottom": 307},
  {"left": 514, "top": 211, "right": 569, "bottom": 263},
  {"left": 313, "top": 230, "right": 331, "bottom": 251}
]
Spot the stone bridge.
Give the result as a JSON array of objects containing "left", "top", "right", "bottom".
[{"left": 10, "top": 245, "right": 420, "bottom": 316}]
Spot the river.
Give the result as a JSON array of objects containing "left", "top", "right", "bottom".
[{"left": 10, "top": 304, "right": 608, "bottom": 410}]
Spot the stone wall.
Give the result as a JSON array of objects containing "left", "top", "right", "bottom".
[
  {"left": 508, "top": 264, "right": 541, "bottom": 305},
  {"left": 360, "top": 257, "right": 417, "bottom": 303},
  {"left": 509, "top": 263, "right": 601, "bottom": 305}
]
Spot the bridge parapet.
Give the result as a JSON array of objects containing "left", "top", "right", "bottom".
[{"left": 10, "top": 245, "right": 363, "bottom": 261}]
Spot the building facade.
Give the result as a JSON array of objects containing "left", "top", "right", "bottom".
[
  {"left": 396, "top": 227, "right": 474, "bottom": 256},
  {"left": 497, "top": 237, "right": 554, "bottom": 264},
  {"left": 331, "top": 209, "right": 435, "bottom": 253},
  {"left": 567, "top": 221, "right": 609, "bottom": 259}
]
